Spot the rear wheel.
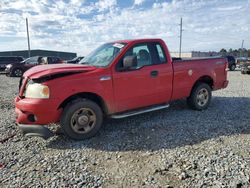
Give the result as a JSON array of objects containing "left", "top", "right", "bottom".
[
  {"left": 229, "top": 64, "right": 236, "bottom": 71},
  {"left": 60, "top": 99, "right": 103, "bottom": 140},
  {"left": 187, "top": 83, "right": 212, "bottom": 110},
  {"left": 11, "top": 68, "right": 23, "bottom": 77}
]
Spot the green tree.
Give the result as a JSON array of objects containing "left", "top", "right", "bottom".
[{"left": 220, "top": 48, "right": 227, "bottom": 53}]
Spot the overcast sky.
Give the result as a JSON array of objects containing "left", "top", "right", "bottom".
[{"left": 0, "top": 0, "right": 249, "bottom": 56}]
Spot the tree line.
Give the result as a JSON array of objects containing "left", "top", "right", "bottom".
[{"left": 219, "top": 48, "right": 250, "bottom": 57}]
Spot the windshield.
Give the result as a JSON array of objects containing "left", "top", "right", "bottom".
[{"left": 79, "top": 42, "right": 126, "bottom": 67}]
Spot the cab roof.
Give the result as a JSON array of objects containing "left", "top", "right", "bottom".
[{"left": 112, "top": 38, "right": 164, "bottom": 44}]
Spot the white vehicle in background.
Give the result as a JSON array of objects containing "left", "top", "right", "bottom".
[
  {"left": 236, "top": 57, "right": 248, "bottom": 64},
  {"left": 239, "top": 58, "right": 250, "bottom": 74}
]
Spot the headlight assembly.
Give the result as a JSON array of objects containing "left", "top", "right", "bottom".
[
  {"left": 6, "top": 64, "right": 12, "bottom": 68},
  {"left": 25, "top": 83, "right": 50, "bottom": 99}
]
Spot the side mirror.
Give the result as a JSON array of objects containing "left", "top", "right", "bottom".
[{"left": 123, "top": 55, "right": 137, "bottom": 69}]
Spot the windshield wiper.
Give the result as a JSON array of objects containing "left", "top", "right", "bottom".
[{"left": 79, "top": 61, "right": 89, "bottom": 65}]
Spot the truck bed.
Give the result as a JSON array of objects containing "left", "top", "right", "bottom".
[{"left": 171, "top": 57, "right": 228, "bottom": 100}]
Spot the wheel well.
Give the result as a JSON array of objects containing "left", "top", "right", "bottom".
[
  {"left": 58, "top": 92, "right": 108, "bottom": 114},
  {"left": 192, "top": 76, "right": 214, "bottom": 91}
]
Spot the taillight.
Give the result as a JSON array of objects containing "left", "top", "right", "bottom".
[{"left": 225, "top": 60, "right": 228, "bottom": 74}]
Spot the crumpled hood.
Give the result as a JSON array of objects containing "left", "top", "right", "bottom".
[{"left": 24, "top": 64, "right": 97, "bottom": 79}]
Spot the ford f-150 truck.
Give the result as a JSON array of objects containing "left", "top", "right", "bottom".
[{"left": 15, "top": 39, "right": 228, "bottom": 140}]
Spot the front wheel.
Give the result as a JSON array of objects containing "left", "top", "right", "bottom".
[
  {"left": 187, "top": 83, "right": 212, "bottom": 111},
  {"left": 60, "top": 99, "right": 103, "bottom": 140}
]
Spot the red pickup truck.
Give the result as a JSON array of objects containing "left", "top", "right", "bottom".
[{"left": 15, "top": 39, "right": 228, "bottom": 140}]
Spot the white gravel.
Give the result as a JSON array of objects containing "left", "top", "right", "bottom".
[{"left": 0, "top": 71, "right": 250, "bottom": 187}]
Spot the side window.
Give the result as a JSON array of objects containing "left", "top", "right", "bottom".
[
  {"left": 117, "top": 43, "right": 152, "bottom": 70},
  {"left": 50, "top": 57, "right": 56, "bottom": 64},
  {"left": 54, "top": 57, "right": 59, "bottom": 63},
  {"left": 48, "top": 57, "right": 53, "bottom": 64},
  {"left": 25, "top": 57, "right": 37, "bottom": 65},
  {"left": 156, "top": 44, "right": 167, "bottom": 63},
  {"left": 48, "top": 57, "right": 58, "bottom": 64},
  {"left": 41, "top": 57, "right": 48, "bottom": 64},
  {"left": 55, "top": 58, "right": 61, "bottom": 63},
  {"left": 38, "top": 57, "right": 43, "bottom": 64},
  {"left": 133, "top": 45, "right": 152, "bottom": 67}
]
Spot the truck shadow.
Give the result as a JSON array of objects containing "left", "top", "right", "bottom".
[{"left": 47, "top": 96, "right": 250, "bottom": 151}]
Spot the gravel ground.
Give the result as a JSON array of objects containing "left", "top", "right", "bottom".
[{"left": 0, "top": 71, "right": 250, "bottom": 187}]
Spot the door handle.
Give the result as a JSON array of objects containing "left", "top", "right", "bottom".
[
  {"left": 100, "top": 75, "right": 111, "bottom": 81},
  {"left": 150, "top": 70, "right": 158, "bottom": 77}
]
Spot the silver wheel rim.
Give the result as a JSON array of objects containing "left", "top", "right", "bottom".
[
  {"left": 14, "top": 69, "right": 22, "bottom": 76},
  {"left": 196, "top": 88, "right": 209, "bottom": 107},
  {"left": 70, "top": 108, "right": 96, "bottom": 134}
]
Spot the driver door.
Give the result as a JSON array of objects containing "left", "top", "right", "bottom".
[{"left": 112, "top": 42, "right": 172, "bottom": 112}]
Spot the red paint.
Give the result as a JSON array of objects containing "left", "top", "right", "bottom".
[
  {"left": 0, "top": 163, "right": 4, "bottom": 169},
  {"left": 15, "top": 38, "right": 228, "bottom": 126}
]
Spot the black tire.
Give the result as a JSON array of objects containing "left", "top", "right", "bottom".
[
  {"left": 187, "top": 83, "right": 212, "bottom": 111},
  {"left": 60, "top": 99, "right": 103, "bottom": 140},
  {"left": 229, "top": 64, "right": 236, "bottom": 71},
  {"left": 11, "top": 68, "right": 23, "bottom": 77},
  {"left": 241, "top": 70, "right": 246, "bottom": 74}
]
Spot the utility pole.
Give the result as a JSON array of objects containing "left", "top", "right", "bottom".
[
  {"left": 240, "top": 40, "right": 244, "bottom": 57},
  {"left": 241, "top": 40, "right": 244, "bottom": 49},
  {"left": 26, "top": 18, "right": 31, "bottom": 58},
  {"left": 179, "top": 17, "right": 183, "bottom": 58}
]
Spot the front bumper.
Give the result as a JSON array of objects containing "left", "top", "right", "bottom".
[
  {"left": 223, "top": 80, "right": 229, "bottom": 88},
  {"left": 15, "top": 96, "right": 62, "bottom": 125},
  {"left": 5, "top": 67, "right": 11, "bottom": 75},
  {"left": 18, "top": 124, "right": 54, "bottom": 139}
]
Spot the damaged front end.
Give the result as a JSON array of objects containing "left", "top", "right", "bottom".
[
  {"left": 31, "top": 71, "right": 84, "bottom": 83},
  {"left": 18, "top": 71, "right": 84, "bottom": 98},
  {"left": 16, "top": 72, "right": 84, "bottom": 139},
  {"left": 15, "top": 64, "right": 97, "bottom": 139}
]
